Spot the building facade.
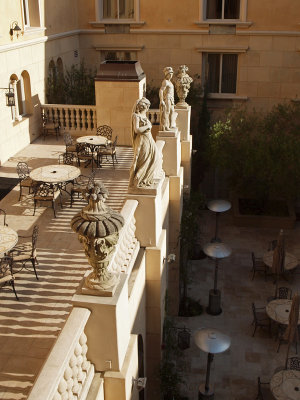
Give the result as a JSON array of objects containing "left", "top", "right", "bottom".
[{"left": 1, "top": 1, "right": 300, "bottom": 164}]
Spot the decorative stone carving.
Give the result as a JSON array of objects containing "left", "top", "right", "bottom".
[
  {"left": 71, "top": 182, "right": 124, "bottom": 295},
  {"left": 129, "top": 97, "right": 161, "bottom": 188},
  {"left": 174, "top": 65, "right": 193, "bottom": 108},
  {"left": 159, "top": 66, "right": 178, "bottom": 131}
]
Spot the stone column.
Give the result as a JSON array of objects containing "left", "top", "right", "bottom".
[{"left": 95, "top": 61, "right": 146, "bottom": 146}]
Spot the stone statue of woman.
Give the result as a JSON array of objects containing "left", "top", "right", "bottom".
[{"left": 129, "top": 97, "right": 160, "bottom": 188}]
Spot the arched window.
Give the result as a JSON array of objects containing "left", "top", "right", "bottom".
[{"left": 21, "top": 70, "right": 33, "bottom": 115}]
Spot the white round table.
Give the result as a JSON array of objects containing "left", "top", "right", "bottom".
[
  {"left": 0, "top": 226, "right": 18, "bottom": 256},
  {"left": 263, "top": 251, "right": 298, "bottom": 271},
  {"left": 271, "top": 369, "right": 300, "bottom": 400},
  {"left": 76, "top": 135, "right": 109, "bottom": 147},
  {"left": 30, "top": 164, "right": 81, "bottom": 184},
  {"left": 266, "top": 299, "right": 300, "bottom": 325}
]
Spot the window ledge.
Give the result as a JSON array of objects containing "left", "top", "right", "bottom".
[
  {"left": 94, "top": 45, "right": 144, "bottom": 51},
  {"left": 195, "top": 21, "right": 253, "bottom": 28},
  {"left": 207, "top": 93, "right": 248, "bottom": 100},
  {"left": 23, "top": 27, "right": 46, "bottom": 36},
  {"left": 90, "top": 21, "right": 145, "bottom": 28},
  {"left": 196, "top": 46, "right": 248, "bottom": 53}
]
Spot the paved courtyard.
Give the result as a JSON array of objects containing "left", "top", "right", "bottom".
[
  {"left": 0, "top": 136, "right": 299, "bottom": 399},
  {"left": 175, "top": 211, "right": 300, "bottom": 399}
]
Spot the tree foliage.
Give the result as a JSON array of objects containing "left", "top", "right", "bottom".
[
  {"left": 208, "top": 102, "right": 300, "bottom": 201},
  {"left": 46, "top": 60, "right": 96, "bottom": 105}
]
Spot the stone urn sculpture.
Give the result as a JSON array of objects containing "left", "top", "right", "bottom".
[
  {"left": 174, "top": 65, "right": 193, "bottom": 108},
  {"left": 71, "top": 182, "right": 124, "bottom": 296}
]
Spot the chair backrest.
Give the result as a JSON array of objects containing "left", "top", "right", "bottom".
[
  {"left": 17, "top": 162, "right": 30, "bottom": 180},
  {"left": 63, "top": 132, "right": 73, "bottom": 146},
  {"left": 97, "top": 125, "right": 112, "bottom": 140},
  {"left": 34, "top": 183, "right": 55, "bottom": 198},
  {"left": 278, "top": 287, "right": 292, "bottom": 300},
  {"left": 0, "top": 209, "right": 7, "bottom": 226},
  {"left": 59, "top": 152, "right": 74, "bottom": 165},
  {"left": 111, "top": 135, "right": 118, "bottom": 149},
  {"left": 0, "top": 256, "right": 13, "bottom": 281},
  {"left": 287, "top": 357, "right": 300, "bottom": 371},
  {"left": 31, "top": 225, "right": 39, "bottom": 256}
]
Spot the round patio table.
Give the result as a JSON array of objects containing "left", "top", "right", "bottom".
[
  {"left": 77, "top": 135, "right": 111, "bottom": 168},
  {"left": 263, "top": 250, "right": 298, "bottom": 271},
  {"left": 266, "top": 299, "right": 300, "bottom": 325},
  {"left": 271, "top": 369, "right": 300, "bottom": 400},
  {"left": 0, "top": 225, "right": 18, "bottom": 256},
  {"left": 30, "top": 164, "right": 81, "bottom": 184},
  {"left": 76, "top": 135, "right": 110, "bottom": 147}
]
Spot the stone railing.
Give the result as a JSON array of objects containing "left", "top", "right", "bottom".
[
  {"left": 110, "top": 199, "right": 140, "bottom": 276},
  {"left": 27, "top": 307, "right": 94, "bottom": 400},
  {"left": 147, "top": 108, "right": 160, "bottom": 125},
  {"left": 41, "top": 104, "right": 97, "bottom": 134}
]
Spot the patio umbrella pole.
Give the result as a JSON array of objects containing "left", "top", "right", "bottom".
[
  {"left": 205, "top": 353, "right": 214, "bottom": 392},
  {"left": 213, "top": 259, "right": 219, "bottom": 293}
]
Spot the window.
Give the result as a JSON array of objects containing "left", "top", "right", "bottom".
[
  {"left": 204, "top": 53, "right": 238, "bottom": 94},
  {"left": 101, "top": 50, "right": 136, "bottom": 62},
  {"left": 206, "top": 0, "right": 240, "bottom": 19},
  {"left": 9, "top": 72, "right": 32, "bottom": 120},
  {"left": 102, "top": 0, "right": 135, "bottom": 19},
  {"left": 22, "top": 0, "right": 41, "bottom": 27}
]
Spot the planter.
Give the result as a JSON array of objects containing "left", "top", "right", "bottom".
[{"left": 232, "top": 195, "right": 296, "bottom": 229}]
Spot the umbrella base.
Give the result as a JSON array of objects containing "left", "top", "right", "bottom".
[
  {"left": 198, "top": 384, "right": 214, "bottom": 399},
  {"left": 207, "top": 289, "right": 222, "bottom": 315}
]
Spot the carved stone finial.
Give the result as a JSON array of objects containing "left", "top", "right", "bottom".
[
  {"left": 174, "top": 65, "right": 193, "bottom": 108},
  {"left": 71, "top": 182, "right": 124, "bottom": 295}
]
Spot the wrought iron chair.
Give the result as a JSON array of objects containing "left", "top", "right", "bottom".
[
  {"left": 96, "top": 125, "right": 113, "bottom": 140},
  {"left": 277, "top": 324, "right": 298, "bottom": 353},
  {"left": 9, "top": 225, "right": 39, "bottom": 280},
  {"left": 0, "top": 209, "right": 8, "bottom": 226},
  {"left": 70, "top": 171, "right": 95, "bottom": 207},
  {"left": 58, "top": 152, "right": 75, "bottom": 165},
  {"left": 97, "top": 136, "right": 118, "bottom": 167},
  {"left": 63, "top": 132, "right": 76, "bottom": 153},
  {"left": 287, "top": 357, "right": 300, "bottom": 370},
  {"left": 255, "top": 377, "right": 273, "bottom": 400},
  {"left": 0, "top": 256, "right": 18, "bottom": 300},
  {"left": 16, "top": 161, "right": 35, "bottom": 200},
  {"left": 251, "top": 303, "right": 271, "bottom": 337},
  {"left": 33, "top": 183, "right": 62, "bottom": 218},
  {"left": 251, "top": 252, "right": 268, "bottom": 281},
  {"left": 277, "top": 286, "right": 292, "bottom": 300},
  {"left": 41, "top": 112, "right": 60, "bottom": 140},
  {"left": 76, "top": 143, "right": 95, "bottom": 169}
]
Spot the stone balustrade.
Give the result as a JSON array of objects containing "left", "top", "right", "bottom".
[
  {"left": 41, "top": 104, "right": 97, "bottom": 135},
  {"left": 147, "top": 108, "right": 160, "bottom": 125},
  {"left": 27, "top": 307, "right": 94, "bottom": 400},
  {"left": 110, "top": 199, "right": 140, "bottom": 276}
]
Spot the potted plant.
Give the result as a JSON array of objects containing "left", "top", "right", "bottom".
[{"left": 208, "top": 102, "right": 300, "bottom": 228}]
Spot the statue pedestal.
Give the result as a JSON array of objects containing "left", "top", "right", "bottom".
[
  {"left": 72, "top": 273, "right": 130, "bottom": 372},
  {"left": 157, "top": 129, "right": 181, "bottom": 176},
  {"left": 127, "top": 177, "right": 167, "bottom": 247},
  {"left": 175, "top": 106, "right": 191, "bottom": 141}
]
